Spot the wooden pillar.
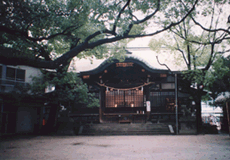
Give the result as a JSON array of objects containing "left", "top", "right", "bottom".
[
  {"left": 145, "top": 86, "right": 150, "bottom": 121},
  {"left": 99, "top": 87, "right": 102, "bottom": 123},
  {"left": 99, "top": 87, "right": 105, "bottom": 123},
  {"left": 145, "top": 86, "right": 150, "bottom": 101}
]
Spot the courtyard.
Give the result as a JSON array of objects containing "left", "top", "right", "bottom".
[{"left": 0, "top": 134, "right": 229, "bottom": 160}]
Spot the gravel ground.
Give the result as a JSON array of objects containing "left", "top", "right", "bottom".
[{"left": 0, "top": 134, "right": 230, "bottom": 160}]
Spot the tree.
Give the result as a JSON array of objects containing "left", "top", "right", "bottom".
[
  {"left": 0, "top": 0, "right": 199, "bottom": 70},
  {"left": 0, "top": 0, "right": 197, "bottom": 133},
  {"left": 206, "top": 55, "right": 230, "bottom": 132},
  {"left": 30, "top": 71, "right": 96, "bottom": 107},
  {"left": 149, "top": 0, "right": 230, "bottom": 133},
  {"left": 30, "top": 70, "right": 100, "bottom": 132},
  {"left": 206, "top": 55, "right": 230, "bottom": 98}
]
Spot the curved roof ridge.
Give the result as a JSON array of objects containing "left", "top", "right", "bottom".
[
  {"left": 126, "top": 55, "right": 158, "bottom": 70},
  {"left": 80, "top": 56, "right": 168, "bottom": 75}
]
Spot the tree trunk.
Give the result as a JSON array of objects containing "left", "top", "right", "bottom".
[
  {"left": 42, "top": 65, "right": 70, "bottom": 134},
  {"left": 43, "top": 103, "right": 59, "bottom": 134},
  {"left": 222, "top": 103, "right": 229, "bottom": 133},
  {"left": 226, "top": 101, "right": 230, "bottom": 135}
]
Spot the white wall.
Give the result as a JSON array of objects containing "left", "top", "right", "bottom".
[{"left": 2, "top": 64, "right": 42, "bottom": 83}]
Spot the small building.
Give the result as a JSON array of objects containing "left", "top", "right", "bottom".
[
  {"left": 78, "top": 57, "right": 197, "bottom": 134},
  {"left": 0, "top": 64, "right": 45, "bottom": 136}
]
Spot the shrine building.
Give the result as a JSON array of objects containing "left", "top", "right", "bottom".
[{"left": 79, "top": 57, "right": 196, "bottom": 131}]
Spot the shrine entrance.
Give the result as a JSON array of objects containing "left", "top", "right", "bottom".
[
  {"left": 103, "top": 88, "right": 146, "bottom": 123},
  {"left": 105, "top": 89, "right": 144, "bottom": 108}
]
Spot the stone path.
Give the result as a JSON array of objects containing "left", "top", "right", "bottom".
[{"left": 0, "top": 134, "right": 230, "bottom": 160}]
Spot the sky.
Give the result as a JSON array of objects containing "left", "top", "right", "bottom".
[{"left": 74, "top": 36, "right": 185, "bottom": 73}]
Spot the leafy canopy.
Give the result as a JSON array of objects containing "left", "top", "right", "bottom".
[
  {"left": 149, "top": 0, "right": 229, "bottom": 75},
  {"left": 30, "top": 71, "right": 100, "bottom": 108},
  {"left": 0, "top": 0, "right": 198, "bottom": 69},
  {"left": 206, "top": 55, "right": 230, "bottom": 98},
  {"left": 149, "top": 0, "right": 230, "bottom": 103}
]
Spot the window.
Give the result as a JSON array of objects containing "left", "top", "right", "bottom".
[
  {"left": 6, "top": 67, "right": 25, "bottom": 82},
  {"left": 161, "top": 92, "right": 175, "bottom": 96},
  {"left": 161, "top": 83, "right": 175, "bottom": 89},
  {"left": 167, "top": 75, "right": 174, "bottom": 82},
  {"left": 16, "top": 69, "right": 25, "bottom": 81},
  {"left": 6, "top": 67, "right": 15, "bottom": 80}
]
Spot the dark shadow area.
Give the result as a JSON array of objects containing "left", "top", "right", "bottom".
[
  {"left": 0, "top": 134, "right": 38, "bottom": 142},
  {"left": 202, "top": 123, "right": 219, "bottom": 134}
]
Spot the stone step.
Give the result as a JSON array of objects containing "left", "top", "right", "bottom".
[{"left": 78, "top": 123, "right": 172, "bottom": 135}]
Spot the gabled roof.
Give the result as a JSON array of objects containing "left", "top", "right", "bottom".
[{"left": 80, "top": 56, "right": 171, "bottom": 75}]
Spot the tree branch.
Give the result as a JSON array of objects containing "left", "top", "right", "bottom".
[
  {"left": 216, "top": 49, "right": 230, "bottom": 54},
  {"left": 203, "top": 43, "right": 215, "bottom": 71},
  {"left": 0, "top": 0, "right": 199, "bottom": 70},
  {"left": 53, "top": 0, "right": 198, "bottom": 68},
  {"left": 156, "top": 56, "right": 171, "bottom": 71},
  {"left": 128, "top": 5, "right": 139, "bottom": 21},
  {"left": 171, "top": 26, "right": 229, "bottom": 46},
  {"left": 133, "top": 0, "right": 160, "bottom": 25},
  {"left": 127, "top": 0, "right": 198, "bottom": 38},
  {"left": 191, "top": 17, "right": 230, "bottom": 34},
  {"left": 173, "top": 35, "right": 189, "bottom": 68},
  {"left": 85, "top": 29, "right": 116, "bottom": 42},
  {"left": 0, "top": 25, "right": 81, "bottom": 42},
  {"left": 0, "top": 46, "right": 56, "bottom": 69},
  {"left": 112, "top": 0, "right": 131, "bottom": 33}
]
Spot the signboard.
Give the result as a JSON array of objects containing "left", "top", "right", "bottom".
[
  {"left": 146, "top": 101, "right": 151, "bottom": 112},
  {"left": 116, "top": 62, "right": 134, "bottom": 67}
]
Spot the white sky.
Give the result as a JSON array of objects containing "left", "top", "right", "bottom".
[{"left": 74, "top": 36, "right": 185, "bottom": 73}]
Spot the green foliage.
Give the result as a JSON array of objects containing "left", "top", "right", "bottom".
[
  {"left": 1, "top": 0, "right": 89, "bottom": 59},
  {"left": 149, "top": 22, "right": 218, "bottom": 71},
  {"left": 149, "top": 0, "right": 229, "bottom": 86},
  {"left": 149, "top": 0, "right": 230, "bottom": 111},
  {"left": 149, "top": 38, "right": 168, "bottom": 53},
  {"left": 1, "top": 0, "right": 200, "bottom": 69},
  {"left": 205, "top": 55, "right": 230, "bottom": 97},
  {"left": 87, "top": 93, "right": 100, "bottom": 108},
  {"left": 182, "top": 69, "right": 204, "bottom": 85},
  {"left": 30, "top": 71, "right": 99, "bottom": 108}
]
